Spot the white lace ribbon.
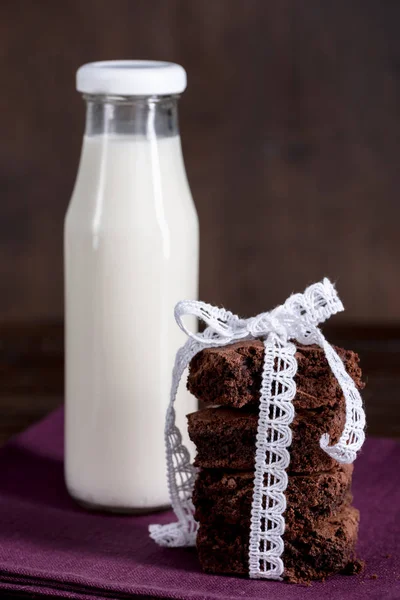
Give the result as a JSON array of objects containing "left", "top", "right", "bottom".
[{"left": 149, "top": 278, "right": 366, "bottom": 579}]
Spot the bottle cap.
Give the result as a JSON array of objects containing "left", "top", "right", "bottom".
[{"left": 76, "top": 60, "right": 187, "bottom": 96}]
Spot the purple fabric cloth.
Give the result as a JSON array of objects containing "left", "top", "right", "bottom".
[{"left": 0, "top": 408, "right": 398, "bottom": 599}]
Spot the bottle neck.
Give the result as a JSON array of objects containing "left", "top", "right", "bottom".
[{"left": 84, "top": 94, "right": 180, "bottom": 138}]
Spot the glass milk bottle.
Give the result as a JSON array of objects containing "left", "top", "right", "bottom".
[{"left": 64, "top": 61, "right": 199, "bottom": 512}]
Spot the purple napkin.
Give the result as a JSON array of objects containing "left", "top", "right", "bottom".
[{"left": 0, "top": 408, "right": 398, "bottom": 600}]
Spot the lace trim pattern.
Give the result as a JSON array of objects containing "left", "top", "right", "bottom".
[{"left": 149, "top": 278, "right": 366, "bottom": 579}]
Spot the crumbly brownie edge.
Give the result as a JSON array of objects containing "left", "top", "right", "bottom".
[
  {"left": 187, "top": 341, "right": 363, "bottom": 409},
  {"left": 193, "top": 463, "right": 353, "bottom": 528},
  {"left": 187, "top": 404, "right": 345, "bottom": 474},
  {"left": 196, "top": 505, "right": 359, "bottom": 584}
]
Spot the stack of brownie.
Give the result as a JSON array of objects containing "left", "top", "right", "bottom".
[{"left": 186, "top": 340, "right": 364, "bottom": 583}]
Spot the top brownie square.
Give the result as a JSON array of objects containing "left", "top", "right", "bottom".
[{"left": 187, "top": 341, "right": 363, "bottom": 409}]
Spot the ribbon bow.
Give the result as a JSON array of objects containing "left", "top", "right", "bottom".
[
  {"left": 150, "top": 279, "right": 366, "bottom": 580},
  {"left": 176, "top": 278, "right": 341, "bottom": 345}
]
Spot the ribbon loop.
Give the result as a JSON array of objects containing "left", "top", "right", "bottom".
[{"left": 174, "top": 300, "right": 246, "bottom": 345}]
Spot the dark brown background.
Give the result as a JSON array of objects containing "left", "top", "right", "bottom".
[
  {"left": 2, "top": 0, "right": 400, "bottom": 323},
  {"left": 1, "top": 1, "right": 400, "bottom": 442}
]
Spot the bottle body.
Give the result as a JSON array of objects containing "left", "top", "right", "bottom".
[{"left": 64, "top": 96, "right": 198, "bottom": 511}]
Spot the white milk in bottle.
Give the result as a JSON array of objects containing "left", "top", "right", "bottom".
[{"left": 64, "top": 61, "right": 199, "bottom": 512}]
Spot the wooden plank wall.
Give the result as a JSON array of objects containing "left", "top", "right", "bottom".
[{"left": 1, "top": 0, "right": 400, "bottom": 323}]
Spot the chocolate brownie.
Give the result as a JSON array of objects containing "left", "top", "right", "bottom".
[
  {"left": 187, "top": 404, "right": 345, "bottom": 473},
  {"left": 187, "top": 341, "right": 363, "bottom": 410},
  {"left": 193, "top": 463, "right": 353, "bottom": 528},
  {"left": 196, "top": 504, "right": 359, "bottom": 583}
]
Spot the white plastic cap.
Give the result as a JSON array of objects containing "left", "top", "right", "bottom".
[{"left": 76, "top": 60, "right": 187, "bottom": 96}]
